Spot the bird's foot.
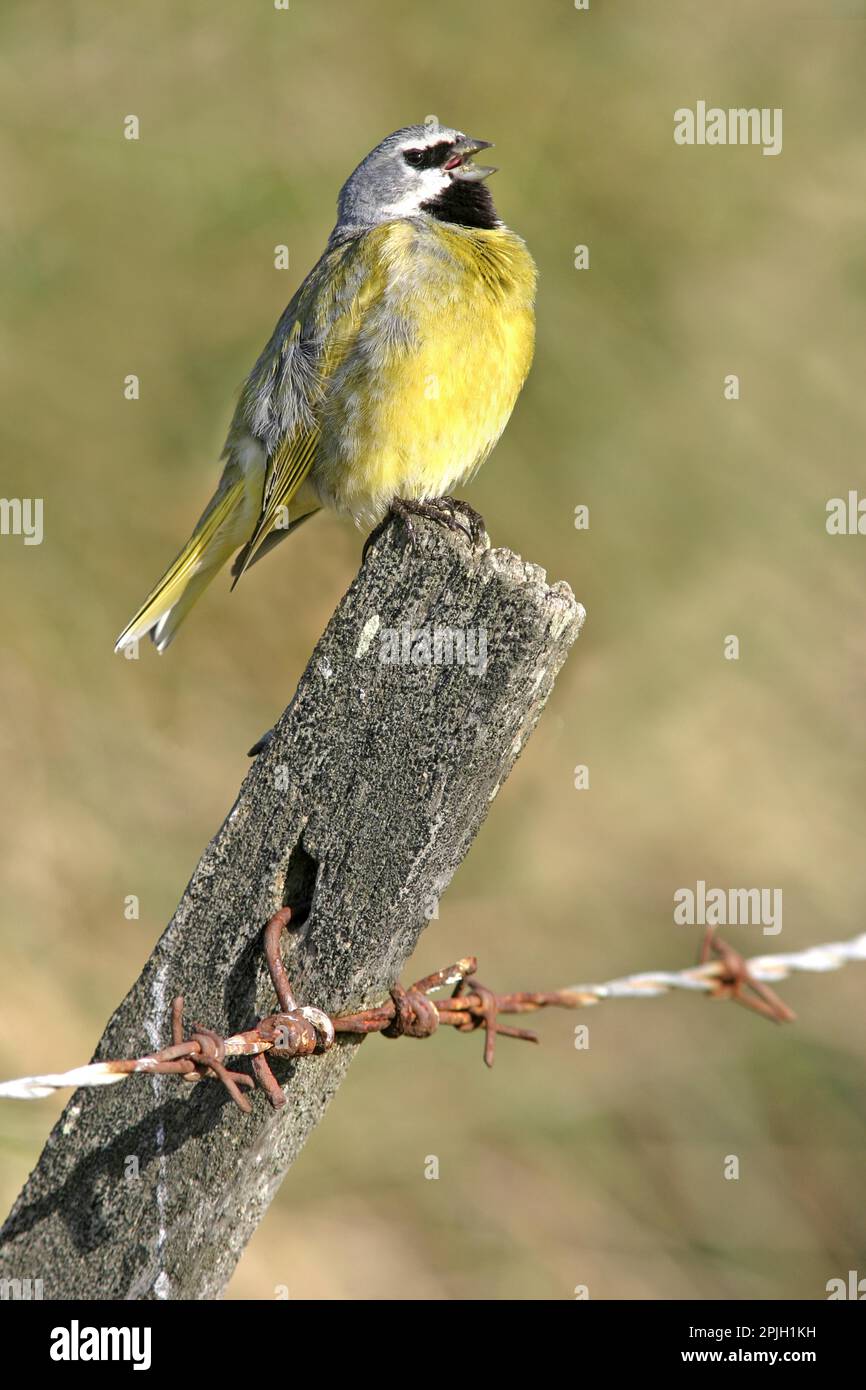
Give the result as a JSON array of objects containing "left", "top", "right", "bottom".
[
  {"left": 435, "top": 496, "right": 488, "bottom": 546},
  {"left": 363, "top": 496, "right": 487, "bottom": 562}
]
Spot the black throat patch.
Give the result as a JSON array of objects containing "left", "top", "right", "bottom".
[{"left": 421, "top": 179, "right": 499, "bottom": 230}]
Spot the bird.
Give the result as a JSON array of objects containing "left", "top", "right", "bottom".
[{"left": 114, "top": 123, "right": 537, "bottom": 654}]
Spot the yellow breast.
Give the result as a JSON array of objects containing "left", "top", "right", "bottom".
[{"left": 316, "top": 217, "right": 536, "bottom": 526}]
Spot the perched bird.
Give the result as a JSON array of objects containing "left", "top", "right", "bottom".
[{"left": 115, "top": 123, "right": 536, "bottom": 653}]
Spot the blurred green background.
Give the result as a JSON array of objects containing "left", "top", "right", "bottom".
[{"left": 1, "top": 0, "right": 865, "bottom": 1299}]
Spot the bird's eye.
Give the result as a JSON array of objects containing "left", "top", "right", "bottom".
[{"left": 403, "top": 142, "right": 455, "bottom": 171}]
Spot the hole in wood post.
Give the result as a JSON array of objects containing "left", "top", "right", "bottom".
[{"left": 281, "top": 839, "right": 319, "bottom": 929}]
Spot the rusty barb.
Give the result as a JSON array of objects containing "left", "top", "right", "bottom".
[
  {"left": 94, "top": 912, "right": 796, "bottom": 1115},
  {"left": 8, "top": 920, "right": 861, "bottom": 1107},
  {"left": 700, "top": 928, "right": 796, "bottom": 1024}
]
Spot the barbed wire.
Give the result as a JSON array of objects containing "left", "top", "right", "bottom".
[
  {"left": 563, "top": 932, "right": 866, "bottom": 1001},
  {"left": 1, "top": 918, "right": 863, "bottom": 1106}
]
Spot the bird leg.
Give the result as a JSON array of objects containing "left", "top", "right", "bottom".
[
  {"left": 432, "top": 496, "right": 488, "bottom": 546},
  {"left": 363, "top": 495, "right": 487, "bottom": 561}
]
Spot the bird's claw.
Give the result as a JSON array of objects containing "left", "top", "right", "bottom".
[{"left": 363, "top": 496, "right": 487, "bottom": 561}]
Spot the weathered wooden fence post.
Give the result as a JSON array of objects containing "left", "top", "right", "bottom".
[{"left": 0, "top": 519, "right": 583, "bottom": 1299}]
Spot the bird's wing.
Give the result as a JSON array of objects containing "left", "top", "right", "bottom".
[{"left": 231, "top": 228, "right": 391, "bottom": 580}]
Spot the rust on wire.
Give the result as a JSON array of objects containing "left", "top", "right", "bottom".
[
  {"left": 95, "top": 913, "right": 795, "bottom": 1114},
  {"left": 700, "top": 928, "right": 796, "bottom": 1023}
]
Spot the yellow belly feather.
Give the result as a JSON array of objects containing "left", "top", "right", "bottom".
[{"left": 315, "top": 219, "right": 536, "bottom": 526}]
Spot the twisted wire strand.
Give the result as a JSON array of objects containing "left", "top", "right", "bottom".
[
  {"left": 2, "top": 932, "right": 864, "bottom": 1101},
  {"left": 562, "top": 933, "right": 866, "bottom": 1003}
]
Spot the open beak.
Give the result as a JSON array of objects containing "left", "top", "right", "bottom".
[{"left": 445, "top": 137, "right": 497, "bottom": 182}]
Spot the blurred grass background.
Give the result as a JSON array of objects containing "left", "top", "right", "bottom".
[{"left": 1, "top": 0, "right": 865, "bottom": 1299}]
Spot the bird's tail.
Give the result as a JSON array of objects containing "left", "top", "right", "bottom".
[{"left": 114, "top": 476, "right": 256, "bottom": 654}]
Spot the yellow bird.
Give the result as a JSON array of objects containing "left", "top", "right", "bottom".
[{"left": 115, "top": 124, "right": 536, "bottom": 653}]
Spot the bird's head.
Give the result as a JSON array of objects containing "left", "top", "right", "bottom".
[{"left": 335, "top": 124, "right": 500, "bottom": 235}]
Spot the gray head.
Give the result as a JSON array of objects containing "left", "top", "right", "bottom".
[{"left": 333, "top": 123, "right": 500, "bottom": 238}]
